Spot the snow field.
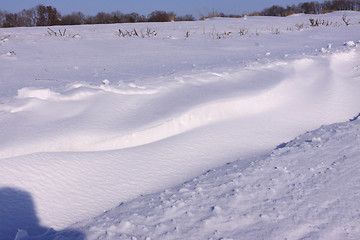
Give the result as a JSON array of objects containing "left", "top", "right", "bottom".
[
  {"left": 71, "top": 117, "right": 360, "bottom": 240},
  {"left": 0, "top": 11, "right": 360, "bottom": 238},
  {"left": 1, "top": 49, "right": 359, "bottom": 229},
  {"left": 1, "top": 49, "right": 360, "bottom": 159}
]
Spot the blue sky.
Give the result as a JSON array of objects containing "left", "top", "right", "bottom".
[{"left": 2, "top": 0, "right": 307, "bottom": 17}]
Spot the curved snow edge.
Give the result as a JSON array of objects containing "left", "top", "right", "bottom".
[{"left": 69, "top": 115, "right": 360, "bottom": 240}]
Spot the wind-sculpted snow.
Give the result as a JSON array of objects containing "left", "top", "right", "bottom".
[
  {"left": 71, "top": 117, "right": 360, "bottom": 240},
  {"left": 1, "top": 12, "right": 360, "bottom": 235},
  {"left": 1, "top": 50, "right": 360, "bottom": 159}
]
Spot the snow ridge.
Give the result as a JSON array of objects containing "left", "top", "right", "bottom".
[
  {"left": 71, "top": 117, "right": 360, "bottom": 240},
  {"left": 1, "top": 49, "right": 360, "bottom": 160},
  {"left": 1, "top": 12, "right": 360, "bottom": 237}
]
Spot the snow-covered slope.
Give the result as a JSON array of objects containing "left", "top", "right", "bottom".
[
  {"left": 1, "top": 11, "right": 360, "bottom": 239},
  {"left": 70, "top": 115, "right": 360, "bottom": 240}
]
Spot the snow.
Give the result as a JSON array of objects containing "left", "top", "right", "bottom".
[
  {"left": 70, "top": 117, "right": 360, "bottom": 240},
  {"left": 1, "top": 11, "right": 360, "bottom": 239}
]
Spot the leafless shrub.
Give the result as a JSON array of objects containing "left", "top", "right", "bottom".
[
  {"left": 295, "top": 23, "right": 304, "bottom": 30},
  {"left": 144, "top": 27, "right": 157, "bottom": 37},
  {"left": 239, "top": 28, "right": 248, "bottom": 36},
  {"left": 208, "top": 30, "right": 223, "bottom": 39},
  {"left": 118, "top": 29, "right": 133, "bottom": 37},
  {"left": 272, "top": 28, "right": 281, "bottom": 34},
  {"left": 118, "top": 27, "right": 157, "bottom": 38},
  {"left": 0, "top": 35, "right": 10, "bottom": 43},
  {"left": 47, "top": 27, "right": 57, "bottom": 36},
  {"left": 211, "top": 31, "right": 231, "bottom": 39},
  {"left": 200, "top": 10, "right": 219, "bottom": 20},
  {"left": 309, "top": 18, "right": 332, "bottom": 26},
  {"left": 58, "top": 28, "right": 66, "bottom": 36},
  {"left": 309, "top": 18, "right": 317, "bottom": 26},
  {"left": 342, "top": 13, "right": 350, "bottom": 26},
  {"left": 47, "top": 27, "right": 79, "bottom": 38}
]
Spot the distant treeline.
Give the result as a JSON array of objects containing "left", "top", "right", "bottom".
[
  {"left": 0, "top": 0, "right": 359, "bottom": 28},
  {"left": 0, "top": 6, "right": 195, "bottom": 28},
  {"left": 250, "top": 0, "right": 360, "bottom": 16},
  {"left": 206, "top": 0, "right": 360, "bottom": 18}
]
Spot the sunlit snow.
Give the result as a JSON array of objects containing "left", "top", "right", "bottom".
[{"left": 1, "top": 11, "right": 360, "bottom": 240}]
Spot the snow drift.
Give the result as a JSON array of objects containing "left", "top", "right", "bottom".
[
  {"left": 70, "top": 115, "right": 360, "bottom": 240},
  {"left": 1, "top": 11, "right": 360, "bottom": 239}
]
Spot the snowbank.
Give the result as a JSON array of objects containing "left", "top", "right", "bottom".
[
  {"left": 1, "top": 11, "right": 360, "bottom": 238},
  {"left": 71, "top": 116, "right": 360, "bottom": 239}
]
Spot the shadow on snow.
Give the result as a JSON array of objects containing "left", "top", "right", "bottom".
[{"left": 0, "top": 187, "right": 85, "bottom": 240}]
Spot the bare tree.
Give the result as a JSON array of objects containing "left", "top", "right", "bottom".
[
  {"left": 36, "top": 5, "right": 60, "bottom": 26},
  {"left": 0, "top": 10, "right": 6, "bottom": 27},
  {"left": 94, "top": 12, "right": 112, "bottom": 24},
  {"left": 60, "top": 12, "right": 85, "bottom": 25},
  {"left": 260, "top": 5, "right": 286, "bottom": 16},
  {"left": 110, "top": 11, "right": 125, "bottom": 23},
  {"left": 148, "top": 11, "right": 172, "bottom": 22},
  {"left": 1, "top": 8, "right": 36, "bottom": 27},
  {"left": 124, "top": 12, "right": 146, "bottom": 23},
  {"left": 3, "top": 13, "right": 19, "bottom": 27},
  {"left": 175, "top": 14, "right": 195, "bottom": 21},
  {"left": 19, "top": 8, "right": 36, "bottom": 27}
]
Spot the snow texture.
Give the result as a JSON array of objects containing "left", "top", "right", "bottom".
[
  {"left": 72, "top": 117, "right": 360, "bottom": 240},
  {"left": 1, "top": 11, "right": 360, "bottom": 239}
]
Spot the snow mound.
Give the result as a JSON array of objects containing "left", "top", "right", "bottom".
[
  {"left": 344, "top": 40, "right": 356, "bottom": 47},
  {"left": 72, "top": 116, "right": 360, "bottom": 240},
  {"left": 1, "top": 12, "right": 360, "bottom": 235},
  {"left": 2, "top": 50, "right": 360, "bottom": 159}
]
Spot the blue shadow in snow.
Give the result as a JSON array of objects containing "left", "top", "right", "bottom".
[{"left": 0, "top": 187, "right": 84, "bottom": 240}]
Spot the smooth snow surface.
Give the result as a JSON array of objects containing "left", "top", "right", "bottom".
[{"left": 1, "top": 11, "right": 360, "bottom": 239}]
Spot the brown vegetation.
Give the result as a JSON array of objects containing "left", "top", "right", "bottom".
[
  {"left": 0, "top": 0, "right": 359, "bottom": 28},
  {"left": 250, "top": 0, "right": 360, "bottom": 17}
]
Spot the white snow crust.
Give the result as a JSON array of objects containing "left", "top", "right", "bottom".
[
  {"left": 71, "top": 116, "right": 360, "bottom": 240},
  {"left": 1, "top": 11, "right": 360, "bottom": 239}
]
